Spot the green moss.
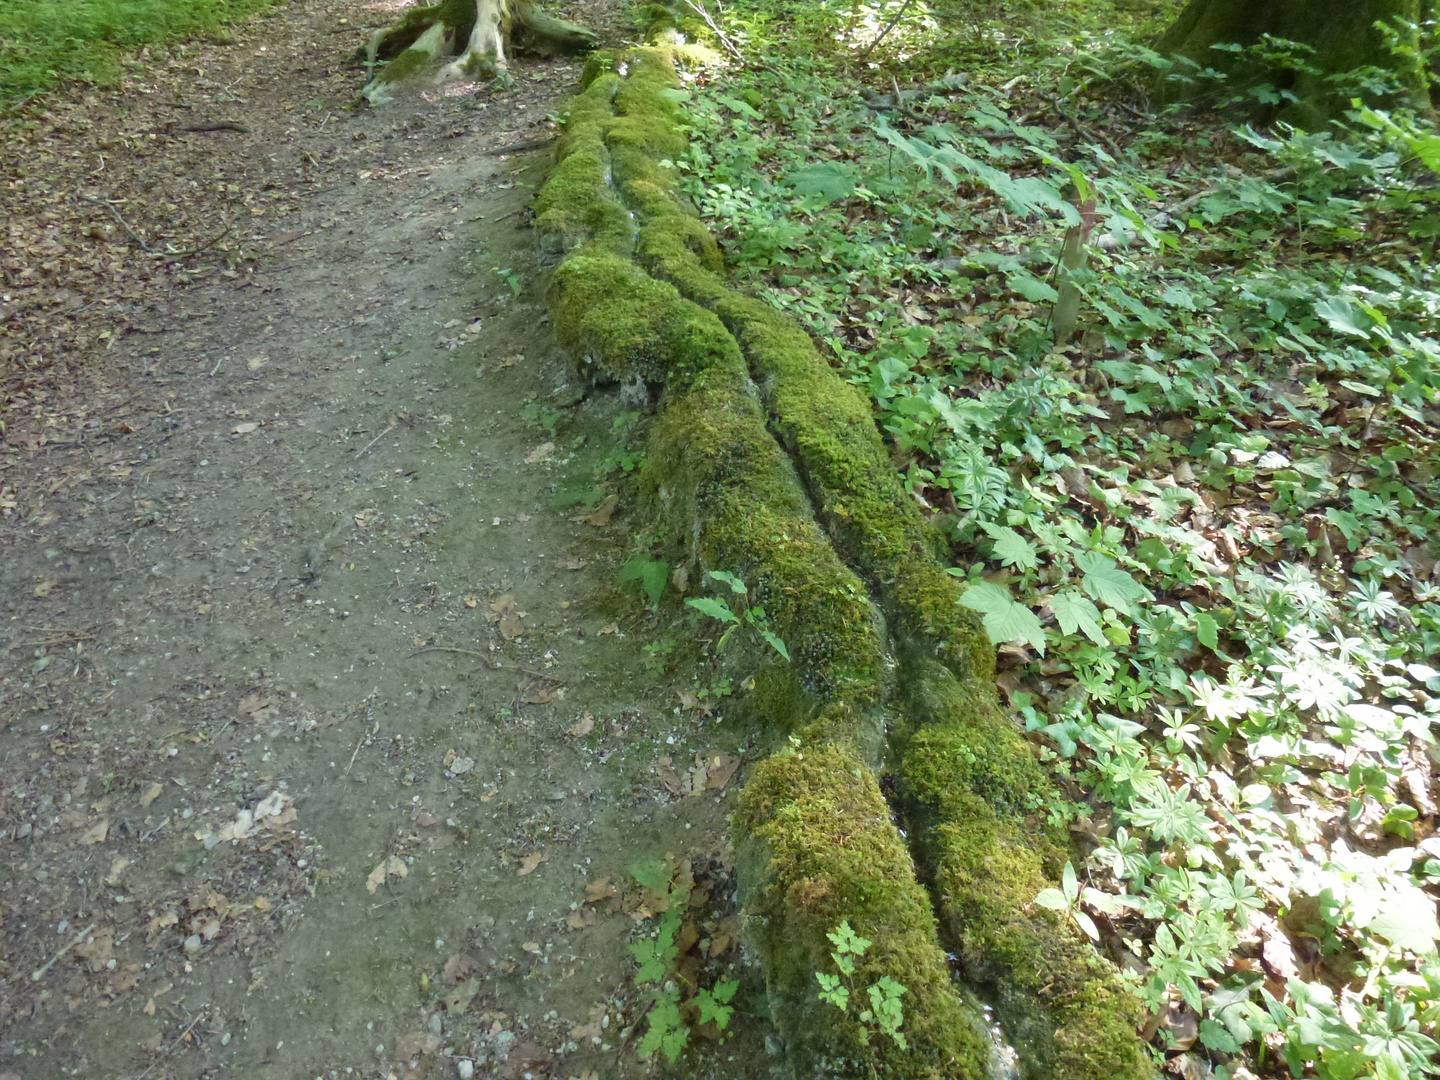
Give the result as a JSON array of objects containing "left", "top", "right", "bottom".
[
  {"left": 918, "top": 792, "right": 1150, "bottom": 1080},
  {"left": 734, "top": 744, "right": 991, "bottom": 1080},
  {"left": 898, "top": 661, "right": 1151, "bottom": 1080},
  {"left": 376, "top": 42, "right": 431, "bottom": 83},
  {"left": 643, "top": 381, "right": 887, "bottom": 723}
]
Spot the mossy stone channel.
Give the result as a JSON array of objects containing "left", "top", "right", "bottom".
[{"left": 534, "top": 22, "right": 1153, "bottom": 1080}]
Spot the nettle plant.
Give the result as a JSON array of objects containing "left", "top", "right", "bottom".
[{"left": 680, "top": 8, "right": 1440, "bottom": 1076}]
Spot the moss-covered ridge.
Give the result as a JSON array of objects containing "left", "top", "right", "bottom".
[
  {"left": 535, "top": 42, "right": 990, "bottom": 1079},
  {"left": 596, "top": 46, "right": 1151, "bottom": 1080},
  {"left": 534, "top": 34, "right": 1150, "bottom": 1080}
]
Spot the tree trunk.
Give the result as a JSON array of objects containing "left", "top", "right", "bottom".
[
  {"left": 1157, "top": 0, "right": 1430, "bottom": 123},
  {"left": 360, "top": 0, "right": 597, "bottom": 103}
]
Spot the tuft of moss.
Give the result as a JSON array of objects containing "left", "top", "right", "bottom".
[
  {"left": 898, "top": 661, "right": 1153, "bottom": 1080},
  {"left": 735, "top": 743, "right": 991, "bottom": 1080}
]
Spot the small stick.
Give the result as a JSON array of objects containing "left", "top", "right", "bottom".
[
  {"left": 179, "top": 121, "right": 250, "bottom": 133},
  {"left": 355, "top": 421, "right": 397, "bottom": 457},
  {"left": 30, "top": 923, "right": 97, "bottom": 982},
  {"left": 132, "top": 1009, "right": 206, "bottom": 1080},
  {"left": 209, "top": 356, "right": 224, "bottom": 376},
  {"left": 96, "top": 199, "right": 156, "bottom": 253},
  {"left": 410, "top": 645, "right": 488, "bottom": 659},
  {"left": 484, "top": 137, "right": 555, "bottom": 156},
  {"left": 160, "top": 226, "right": 232, "bottom": 260},
  {"left": 345, "top": 720, "right": 380, "bottom": 775},
  {"left": 856, "top": 0, "right": 917, "bottom": 63},
  {"left": 496, "top": 661, "right": 564, "bottom": 682}
]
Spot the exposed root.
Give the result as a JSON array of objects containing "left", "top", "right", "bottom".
[{"left": 360, "top": 0, "right": 597, "bottom": 101}]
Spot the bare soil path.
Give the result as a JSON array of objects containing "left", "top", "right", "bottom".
[{"left": 0, "top": 4, "right": 767, "bottom": 1078}]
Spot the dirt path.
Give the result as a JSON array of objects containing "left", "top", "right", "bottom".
[{"left": 0, "top": 5, "right": 766, "bottom": 1078}]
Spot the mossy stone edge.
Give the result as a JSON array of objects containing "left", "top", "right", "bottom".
[{"left": 532, "top": 31, "right": 1151, "bottom": 1080}]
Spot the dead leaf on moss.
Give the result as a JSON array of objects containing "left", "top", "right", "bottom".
[{"left": 575, "top": 493, "right": 618, "bottom": 526}]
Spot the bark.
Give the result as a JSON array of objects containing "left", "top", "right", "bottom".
[
  {"left": 360, "top": 0, "right": 597, "bottom": 102},
  {"left": 1157, "top": 0, "right": 1430, "bottom": 122}
]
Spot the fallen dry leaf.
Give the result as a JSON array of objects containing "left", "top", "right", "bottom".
[
  {"left": 79, "top": 818, "right": 110, "bottom": 845},
  {"left": 599, "top": 623, "right": 619, "bottom": 636},
  {"left": 33, "top": 579, "right": 58, "bottom": 598},
  {"left": 443, "top": 953, "right": 479, "bottom": 984},
  {"left": 523, "top": 684, "right": 562, "bottom": 705},
  {"left": 247, "top": 355, "right": 270, "bottom": 370},
  {"left": 575, "top": 493, "right": 619, "bottom": 527},
  {"left": 232, "top": 422, "right": 258, "bottom": 435},
  {"left": 565, "top": 908, "right": 596, "bottom": 930},
  {"left": 704, "top": 752, "right": 741, "bottom": 792},
  {"left": 583, "top": 877, "right": 619, "bottom": 904},
  {"left": 74, "top": 929, "right": 114, "bottom": 972},
  {"left": 366, "top": 856, "right": 409, "bottom": 894},
  {"left": 524, "top": 442, "right": 556, "bottom": 464},
  {"left": 517, "top": 852, "right": 546, "bottom": 876},
  {"left": 139, "top": 782, "right": 162, "bottom": 807},
  {"left": 561, "top": 558, "right": 588, "bottom": 570},
  {"left": 143, "top": 998, "right": 156, "bottom": 1016},
  {"left": 104, "top": 857, "right": 131, "bottom": 885},
  {"left": 521, "top": 941, "right": 543, "bottom": 956},
  {"left": 441, "top": 978, "right": 481, "bottom": 1014},
  {"left": 567, "top": 713, "right": 595, "bottom": 738}
]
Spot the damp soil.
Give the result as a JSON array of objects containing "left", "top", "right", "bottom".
[{"left": 0, "top": 3, "right": 773, "bottom": 1078}]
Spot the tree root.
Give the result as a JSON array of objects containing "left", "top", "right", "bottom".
[{"left": 359, "top": 0, "right": 597, "bottom": 103}]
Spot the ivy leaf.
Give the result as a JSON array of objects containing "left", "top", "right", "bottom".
[
  {"left": 1050, "top": 590, "right": 1106, "bottom": 645},
  {"left": 1074, "top": 552, "right": 1151, "bottom": 615},
  {"left": 982, "top": 523, "right": 1039, "bottom": 571},
  {"left": 959, "top": 580, "right": 1046, "bottom": 654}
]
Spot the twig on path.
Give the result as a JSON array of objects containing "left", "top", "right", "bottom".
[
  {"left": 410, "top": 645, "right": 489, "bottom": 660},
  {"left": 355, "top": 421, "right": 398, "bottom": 457},
  {"left": 179, "top": 121, "right": 250, "bottom": 134},
  {"left": 160, "top": 226, "right": 233, "bottom": 260},
  {"left": 94, "top": 198, "right": 157, "bottom": 254},
  {"left": 345, "top": 720, "right": 380, "bottom": 775},
  {"left": 30, "top": 923, "right": 97, "bottom": 983},
  {"left": 131, "top": 1008, "right": 207, "bottom": 1080},
  {"left": 484, "top": 137, "right": 555, "bottom": 156},
  {"left": 496, "top": 661, "right": 565, "bottom": 682}
]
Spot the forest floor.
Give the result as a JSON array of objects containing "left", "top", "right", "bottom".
[{"left": 0, "top": 3, "right": 771, "bottom": 1079}]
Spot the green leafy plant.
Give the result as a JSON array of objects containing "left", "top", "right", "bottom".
[
  {"left": 620, "top": 557, "right": 670, "bottom": 611},
  {"left": 627, "top": 859, "right": 740, "bottom": 1063},
  {"left": 492, "top": 266, "right": 524, "bottom": 298},
  {"left": 814, "top": 921, "right": 908, "bottom": 1049},
  {"left": 685, "top": 570, "right": 791, "bottom": 660},
  {"left": 679, "top": 3, "right": 1440, "bottom": 1075}
]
